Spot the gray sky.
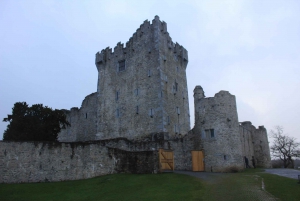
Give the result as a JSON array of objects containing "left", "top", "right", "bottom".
[{"left": 1, "top": 0, "right": 299, "bottom": 141}]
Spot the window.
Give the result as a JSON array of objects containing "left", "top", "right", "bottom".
[
  {"left": 116, "top": 108, "right": 120, "bottom": 118},
  {"left": 134, "top": 88, "right": 139, "bottom": 96},
  {"left": 224, "top": 155, "right": 227, "bottom": 160},
  {"left": 136, "top": 106, "right": 139, "bottom": 114},
  {"left": 159, "top": 91, "right": 163, "bottom": 98},
  {"left": 167, "top": 116, "right": 170, "bottom": 125},
  {"left": 210, "top": 129, "right": 215, "bottom": 138},
  {"left": 118, "top": 60, "right": 125, "bottom": 72},
  {"left": 149, "top": 109, "right": 154, "bottom": 117},
  {"left": 85, "top": 113, "right": 87, "bottom": 119},
  {"left": 205, "top": 129, "right": 215, "bottom": 138},
  {"left": 173, "top": 82, "right": 178, "bottom": 94},
  {"left": 148, "top": 69, "right": 151, "bottom": 77},
  {"left": 176, "top": 107, "right": 180, "bottom": 115},
  {"left": 116, "top": 91, "right": 119, "bottom": 101}
]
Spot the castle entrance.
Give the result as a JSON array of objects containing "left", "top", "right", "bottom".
[
  {"left": 191, "top": 150, "right": 205, "bottom": 171},
  {"left": 158, "top": 149, "right": 174, "bottom": 172}
]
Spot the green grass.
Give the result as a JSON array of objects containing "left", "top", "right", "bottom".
[
  {"left": 257, "top": 169, "right": 300, "bottom": 201},
  {"left": 0, "top": 169, "right": 299, "bottom": 201},
  {"left": 200, "top": 168, "right": 300, "bottom": 201},
  {"left": 0, "top": 173, "right": 205, "bottom": 201}
]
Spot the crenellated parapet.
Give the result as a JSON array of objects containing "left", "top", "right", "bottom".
[{"left": 95, "top": 16, "right": 188, "bottom": 69}]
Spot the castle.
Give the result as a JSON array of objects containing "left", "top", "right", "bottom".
[
  {"left": 0, "top": 16, "right": 271, "bottom": 183},
  {"left": 58, "top": 15, "right": 271, "bottom": 170}
]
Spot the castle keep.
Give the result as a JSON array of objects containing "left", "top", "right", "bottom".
[
  {"left": 0, "top": 16, "right": 271, "bottom": 183},
  {"left": 59, "top": 16, "right": 190, "bottom": 141}
]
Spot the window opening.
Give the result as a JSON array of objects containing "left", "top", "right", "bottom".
[
  {"left": 149, "top": 108, "right": 154, "bottom": 117},
  {"left": 224, "top": 155, "right": 227, "bottom": 160},
  {"left": 136, "top": 106, "right": 139, "bottom": 114},
  {"left": 148, "top": 69, "right": 151, "bottom": 77},
  {"left": 118, "top": 60, "right": 125, "bottom": 72},
  {"left": 116, "top": 108, "right": 120, "bottom": 118},
  {"left": 210, "top": 129, "right": 215, "bottom": 138},
  {"left": 135, "top": 88, "right": 139, "bottom": 96},
  {"left": 116, "top": 91, "right": 119, "bottom": 101}
]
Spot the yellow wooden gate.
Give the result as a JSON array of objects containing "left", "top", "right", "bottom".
[
  {"left": 159, "top": 149, "right": 174, "bottom": 172},
  {"left": 192, "top": 150, "right": 205, "bottom": 171}
]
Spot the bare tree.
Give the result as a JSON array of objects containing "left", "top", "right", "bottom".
[{"left": 270, "top": 126, "right": 300, "bottom": 168}]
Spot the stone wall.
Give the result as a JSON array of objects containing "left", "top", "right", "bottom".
[
  {"left": 239, "top": 124, "right": 255, "bottom": 166},
  {"left": 58, "top": 92, "right": 97, "bottom": 142},
  {"left": 0, "top": 140, "right": 160, "bottom": 184},
  {"left": 0, "top": 141, "right": 113, "bottom": 183},
  {"left": 193, "top": 86, "right": 244, "bottom": 172},
  {"left": 240, "top": 122, "right": 272, "bottom": 168}
]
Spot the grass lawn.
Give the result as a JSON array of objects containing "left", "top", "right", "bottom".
[
  {"left": 200, "top": 168, "right": 300, "bottom": 201},
  {"left": 0, "top": 173, "right": 205, "bottom": 201},
  {"left": 0, "top": 169, "right": 299, "bottom": 201}
]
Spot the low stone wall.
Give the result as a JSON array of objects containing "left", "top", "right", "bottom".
[
  {"left": 0, "top": 141, "right": 114, "bottom": 183},
  {"left": 0, "top": 141, "right": 159, "bottom": 184}
]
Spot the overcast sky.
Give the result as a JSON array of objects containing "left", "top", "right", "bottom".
[{"left": 1, "top": 0, "right": 299, "bottom": 141}]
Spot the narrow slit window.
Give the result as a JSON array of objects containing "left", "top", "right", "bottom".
[
  {"left": 118, "top": 60, "right": 125, "bottom": 72},
  {"left": 210, "top": 129, "right": 215, "bottom": 138},
  {"left": 159, "top": 91, "right": 163, "bottom": 98},
  {"left": 85, "top": 113, "right": 87, "bottom": 119},
  {"left": 135, "top": 88, "right": 139, "bottom": 96},
  {"left": 224, "top": 155, "right": 227, "bottom": 160},
  {"left": 116, "top": 109, "right": 120, "bottom": 118},
  {"left": 116, "top": 91, "right": 119, "bottom": 101},
  {"left": 136, "top": 106, "right": 139, "bottom": 114},
  {"left": 167, "top": 116, "right": 170, "bottom": 125},
  {"left": 149, "top": 108, "right": 154, "bottom": 117},
  {"left": 176, "top": 107, "right": 180, "bottom": 115},
  {"left": 148, "top": 69, "right": 151, "bottom": 77}
]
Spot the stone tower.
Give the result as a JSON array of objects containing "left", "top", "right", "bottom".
[
  {"left": 239, "top": 121, "right": 272, "bottom": 168},
  {"left": 94, "top": 16, "right": 190, "bottom": 139},
  {"left": 193, "top": 86, "right": 244, "bottom": 172}
]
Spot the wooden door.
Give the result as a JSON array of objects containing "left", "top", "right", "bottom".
[
  {"left": 192, "top": 150, "right": 205, "bottom": 171},
  {"left": 159, "top": 149, "right": 174, "bottom": 172}
]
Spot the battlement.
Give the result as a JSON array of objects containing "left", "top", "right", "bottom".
[{"left": 95, "top": 16, "right": 188, "bottom": 67}]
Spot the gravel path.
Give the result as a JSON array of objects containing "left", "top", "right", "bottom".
[{"left": 264, "top": 168, "right": 300, "bottom": 180}]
